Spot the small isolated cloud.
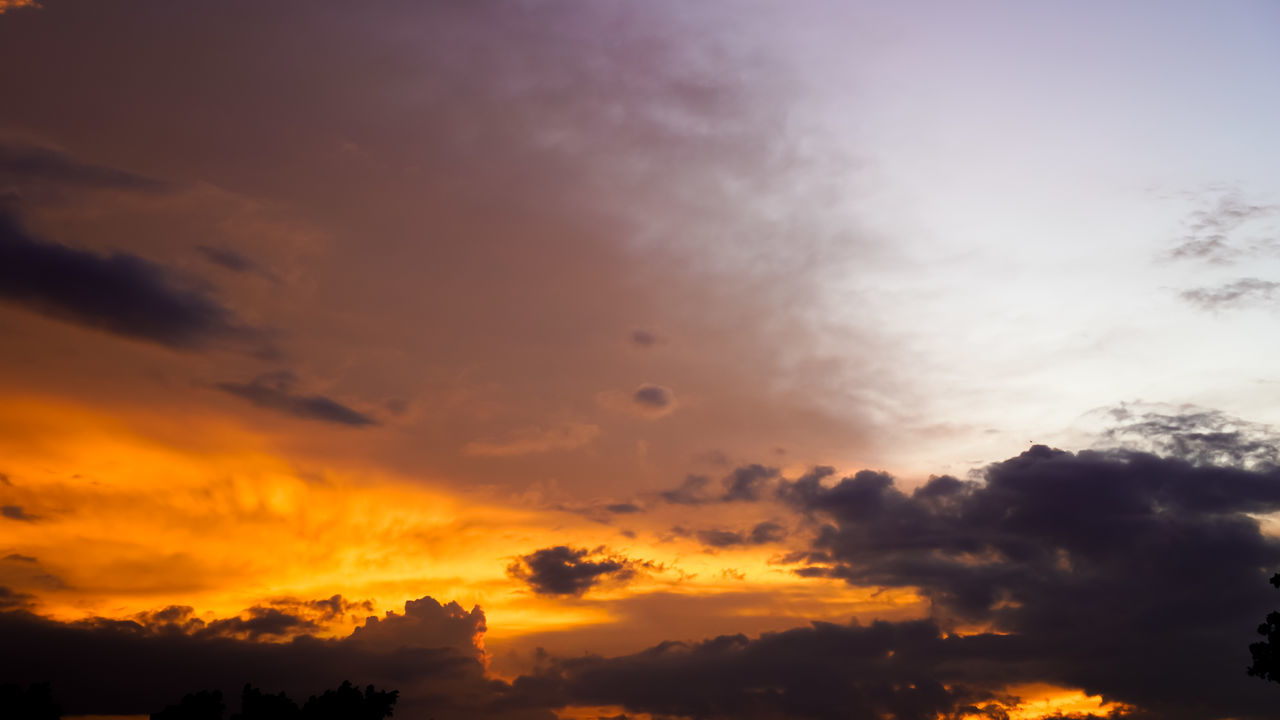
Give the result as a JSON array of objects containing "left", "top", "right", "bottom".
[
  {"left": 507, "top": 546, "right": 651, "bottom": 596},
  {"left": 1, "top": 505, "right": 34, "bottom": 522},
  {"left": 604, "top": 502, "right": 642, "bottom": 514},
  {"left": 597, "top": 384, "right": 679, "bottom": 419},
  {"left": 3, "top": 554, "right": 37, "bottom": 563},
  {"left": 464, "top": 421, "right": 599, "bottom": 457},
  {"left": 214, "top": 371, "right": 378, "bottom": 427},
  {"left": 658, "top": 464, "right": 780, "bottom": 505},
  {"left": 630, "top": 329, "right": 660, "bottom": 347},
  {"left": 1179, "top": 278, "right": 1279, "bottom": 310},
  {"left": 0, "top": 209, "right": 269, "bottom": 352},
  {"left": 696, "top": 521, "right": 788, "bottom": 548}
]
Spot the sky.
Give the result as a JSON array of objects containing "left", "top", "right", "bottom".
[{"left": 1, "top": 1, "right": 1280, "bottom": 719}]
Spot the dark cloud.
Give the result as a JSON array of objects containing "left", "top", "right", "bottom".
[
  {"left": 629, "top": 329, "right": 659, "bottom": 347},
  {"left": 196, "top": 245, "right": 256, "bottom": 273},
  {"left": 658, "top": 464, "right": 781, "bottom": 505},
  {"left": 1, "top": 505, "right": 34, "bottom": 522},
  {"left": 525, "top": 619, "right": 1020, "bottom": 720},
  {"left": 0, "top": 587, "right": 34, "bottom": 611},
  {"left": 768, "top": 446, "right": 1280, "bottom": 719},
  {"left": 695, "top": 522, "right": 788, "bottom": 549},
  {"left": 659, "top": 474, "right": 710, "bottom": 505},
  {"left": 507, "top": 546, "right": 649, "bottom": 597},
  {"left": 0, "top": 139, "right": 170, "bottom": 198},
  {"left": 0, "top": 209, "right": 269, "bottom": 352},
  {"left": 214, "top": 371, "right": 378, "bottom": 427},
  {"left": 632, "top": 384, "right": 673, "bottom": 409},
  {"left": 0, "top": 596, "right": 550, "bottom": 719},
  {"left": 1180, "top": 278, "right": 1279, "bottom": 310},
  {"left": 604, "top": 503, "right": 642, "bottom": 514},
  {"left": 721, "top": 464, "right": 779, "bottom": 502},
  {"left": 3, "top": 554, "right": 37, "bottom": 563},
  {"left": 1098, "top": 403, "right": 1280, "bottom": 469}
]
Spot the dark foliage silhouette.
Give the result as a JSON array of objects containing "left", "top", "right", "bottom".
[
  {"left": 152, "top": 689, "right": 225, "bottom": 720},
  {"left": 1248, "top": 573, "right": 1280, "bottom": 683},
  {"left": 150, "top": 682, "right": 396, "bottom": 720},
  {"left": 231, "top": 684, "right": 299, "bottom": 720},
  {"left": 302, "top": 680, "right": 397, "bottom": 720},
  {"left": 0, "top": 682, "right": 60, "bottom": 720}
]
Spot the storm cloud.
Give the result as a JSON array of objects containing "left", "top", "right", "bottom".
[{"left": 0, "top": 210, "right": 266, "bottom": 351}]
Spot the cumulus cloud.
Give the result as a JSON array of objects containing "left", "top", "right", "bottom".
[
  {"left": 769, "top": 445, "right": 1280, "bottom": 719},
  {"left": 214, "top": 371, "right": 378, "bottom": 427},
  {"left": 464, "top": 422, "right": 600, "bottom": 457},
  {"left": 1168, "top": 190, "right": 1278, "bottom": 265},
  {"left": 659, "top": 464, "right": 780, "bottom": 504},
  {"left": 1179, "top": 278, "right": 1280, "bottom": 310},
  {"left": 0, "top": 209, "right": 269, "bottom": 352},
  {"left": 507, "top": 546, "right": 652, "bottom": 597},
  {"left": 1096, "top": 402, "right": 1280, "bottom": 469},
  {"left": 695, "top": 521, "right": 788, "bottom": 549},
  {"left": 0, "top": 595, "right": 548, "bottom": 719}
]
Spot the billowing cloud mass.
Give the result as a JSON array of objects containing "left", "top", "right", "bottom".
[
  {"left": 0, "top": 209, "right": 266, "bottom": 352},
  {"left": 3, "top": 2, "right": 1280, "bottom": 720},
  {"left": 0, "top": 596, "right": 549, "bottom": 720},
  {"left": 214, "top": 371, "right": 378, "bottom": 427},
  {"left": 507, "top": 546, "right": 650, "bottom": 597}
]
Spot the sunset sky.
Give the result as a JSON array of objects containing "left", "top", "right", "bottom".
[{"left": 2, "top": 2, "right": 1280, "bottom": 719}]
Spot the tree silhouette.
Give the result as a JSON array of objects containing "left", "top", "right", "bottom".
[
  {"left": 1248, "top": 573, "right": 1280, "bottom": 683},
  {"left": 302, "top": 680, "right": 398, "bottom": 720},
  {"left": 151, "top": 689, "right": 225, "bottom": 720},
  {"left": 150, "top": 682, "right": 396, "bottom": 720},
  {"left": 231, "top": 684, "right": 299, "bottom": 720},
  {"left": 0, "top": 682, "right": 61, "bottom": 720}
]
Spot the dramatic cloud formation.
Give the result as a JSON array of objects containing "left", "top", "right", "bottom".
[
  {"left": 507, "top": 546, "right": 650, "bottom": 597},
  {"left": 0, "top": 209, "right": 266, "bottom": 351},
  {"left": 1098, "top": 403, "right": 1280, "bottom": 469},
  {"left": 214, "top": 371, "right": 378, "bottom": 427},
  {"left": 772, "top": 446, "right": 1280, "bottom": 718},
  {"left": 0, "top": 596, "right": 543, "bottom": 719}
]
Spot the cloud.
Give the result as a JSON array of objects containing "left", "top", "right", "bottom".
[
  {"left": 507, "top": 546, "right": 650, "bottom": 597},
  {"left": 0, "top": 596, "right": 549, "bottom": 719},
  {"left": 603, "top": 503, "right": 642, "bottom": 514},
  {"left": 0, "top": 1, "right": 38, "bottom": 16},
  {"left": 195, "top": 245, "right": 255, "bottom": 273},
  {"left": 1179, "top": 278, "right": 1280, "bottom": 310},
  {"left": 632, "top": 384, "right": 674, "bottom": 411},
  {"left": 1096, "top": 402, "right": 1280, "bottom": 469},
  {"left": 0, "top": 505, "right": 34, "bottom": 522},
  {"left": 658, "top": 474, "right": 712, "bottom": 505},
  {"left": 464, "top": 422, "right": 600, "bottom": 457},
  {"left": 629, "top": 329, "right": 659, "bottom": 347},
  {"left": 596, "top": 385, "right": 679, "bottom": 420},
  {"left": 0, "top": 139, "right": 169, "bottom": 198},
  {"left": 768, "top": 445, "right": 1280, "bottom": 719},
  {"left": 658, "top": 464, "right": 780, "bottom": 505},
  {"left": 0, "top": 587, "right": 34, "bottom": 611},
  {"left": 214, "top": 372, "right": 378, "bottom": 427},
  {"left": 695, "top": 521, "right": 787, "bottom": 549},
  {"left": 3, "top": 554, "right": 36, "bottom": 563},
  {"left": 1168, "top": 190, "right": 1279, "bottom": 264},
  {"left": 0, "top": 209, "right": 269, "bottom": 352}
]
